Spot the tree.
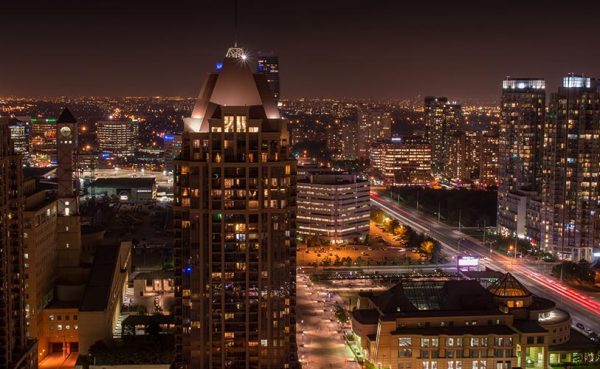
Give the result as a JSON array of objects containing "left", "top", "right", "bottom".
[
  {"left": 393, "top": 226, "right": 409, "bottom": 248},
  {"left": 386, "top": 219, "right": 399, "bottom": 233},
  {"left": 420, "top": 240, "right": 435, "bottom": 254}
]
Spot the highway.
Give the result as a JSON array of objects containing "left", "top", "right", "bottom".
[{"left": 370, "top": 193, "right": 600, "bottom": 334}]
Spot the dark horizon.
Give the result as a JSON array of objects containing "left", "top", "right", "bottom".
[{"left": 2, "top": 0, "right": 600, "bottom": 101}]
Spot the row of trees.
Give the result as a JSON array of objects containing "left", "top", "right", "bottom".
[{"left": 371, "top": 209, "right": 443, "bottom": 263}]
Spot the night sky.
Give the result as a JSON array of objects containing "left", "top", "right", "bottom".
[{"left": 2, "top": 0, "right": 600, "bottom": 101}]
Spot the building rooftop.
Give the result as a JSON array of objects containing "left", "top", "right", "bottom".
[
  {"left": 57, "top": 107, "right": 77, "bottom": 124},
  {"left": 79, "top": 243, "right": 125, "bottom": 312},
  {"left": 298, "top": 173, "right": 368, "bottom": 185},
  {"left": 186, "top": 48, "right": 279, "bottom": 133},
  {"left": 390, "top": 325, "right": 516, "bottom": 336},
  {"left": 356, "top": 280, "right": 501, "bottom": 321},
  {"left": 488, "top": 273, "right": 532, "bottom": 297},
  {"left": 93, "top": 177, "right": 156, "bottom": 189}
]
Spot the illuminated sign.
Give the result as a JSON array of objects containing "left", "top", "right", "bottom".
[
  {"left": 101, "top": 152, "right": 111, "bottom": 158},
  {"left": 457, "top": 256, "right": 479, "bottom": 267},
  {"left": 164, "top": 135, "right": 175, "bottom": 141},
  {"left": 563, "top": 75, "right": 591, "bottom": 88}
]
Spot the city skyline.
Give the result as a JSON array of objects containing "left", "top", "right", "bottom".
[{"left": 2, "top": 1, "right": 600, "bottom": 100}]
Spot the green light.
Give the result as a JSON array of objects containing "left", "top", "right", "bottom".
[
  {"left": 31, "top": 119, "right": 37, "bottom": 122},
  {"left": 47, "top": 119, "right": 57, "bottom": 122}
]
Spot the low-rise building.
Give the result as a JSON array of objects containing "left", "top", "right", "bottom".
[
  {"left": 92, "top": 177, "right": 157, "bottom": 202},
  {"left": 351, "top": 273, "right": 592, "bottom": 369},
  {"left": 297, "top": 173, "right": 370, "bottom": 243}
]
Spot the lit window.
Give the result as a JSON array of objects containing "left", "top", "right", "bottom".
[
  {"left": 57, "top": 325, "right": 63, "bottom": 331},
  {"left": 224, "top": 116, "right": 234, "bottom": 132},
  {"left": 236, "top": 115, "right": 247, "bottom": 132}
]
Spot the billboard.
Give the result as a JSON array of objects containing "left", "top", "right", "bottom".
[{"left": 457, "top": 256, "right": 480, "bottom": 268}]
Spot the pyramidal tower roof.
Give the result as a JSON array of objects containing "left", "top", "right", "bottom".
[
  {"left": 487, "top": 273, "right": 532, "bottom": 297},
  {"left": 185, "top": 47, "right": 280, "bottom": 133},
  {"left": 57, "top": 107, "right": 77, "bottom": 124}
]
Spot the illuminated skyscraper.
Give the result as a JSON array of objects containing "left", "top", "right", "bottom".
[
  {"left": 541, "top": 74, "right": 600, "bottom": 261},
  {"left": 257, "top": 54, "right": 280, "bottom": 101},
  {"left": 357, "top": 107, "right": 392, "bottom": 159},
  {"left": 96, "top": 119, "right": 139, "bottom": 158},
  {"left": 29, "top": 117, "right": 58, "bottom": 167},
  {"left": 0, "top": 117, "right": 37, "bottom": 369},
  {"left": 8, "top": 117, "right": 31, "bottom": 165},
  {"left": 497, "top": 78, "right": 545, "bottom": 241},
  {"left": 173, "top": 46, "right": 297, "bottom": 368},
  {"left": 164, "top": 133, "right": 182, "bottom": 172},
  {"left": 424, "top": 97, "right": 462, "bottom": 176}
]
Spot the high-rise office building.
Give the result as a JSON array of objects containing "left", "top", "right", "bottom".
[
  {"left": 9, "top": 117, "right": 31, "bottom": 165},
  {"left": 0, "top": 117, "right": 37, "bottom": 369},
  {"left": 96, "top": 119, "right": 139, "bottom": 158},
  {"left": 29, "top": 117, "right": 58, "bottom": 167},
  {"left": 173, "top": 46, "right": 297, "bottom": 368},
  {"left": 541, "top": 74, "right": 600, "bottom": 261},
  {"left": 424, "top": 97, "right": 462, "bottom": 177},
  {"left": 497, "top": 78, "right": 545, "bottom": 241},
  {"left": 257, "top": 54, "right": 280, "bottom": 101},
  {"left": 297, "top": 173, "right": 370, "bottom": 243},
  {"left": 164, "top": 133, "right": 182, "bottom": 173},
  {"left": 370, "top": 137, "right": 431, "bottom": 186}
]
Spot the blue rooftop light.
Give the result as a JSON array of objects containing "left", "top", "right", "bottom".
[
  {"left": 164, "top": 135, "right": 175, "bottom": 141},
  {"left": 185, "top": 266, "right": 192, "bottom": 274},
  {"left": 101, "top": 152, "right": 110, "bottom": 158},
  {"left": 216, "top": 62, "right": 223, "bottom": 70}
]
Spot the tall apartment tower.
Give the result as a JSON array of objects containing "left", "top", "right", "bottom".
[
  {"left": 357, "top": 107, "right": 392, "bottom": 159},
  {"left": 424, "top": 96, "right": 462, "bottom": 177},
  {"left": 0, "top": 117, "right": 37, "bottom": 369},
  {"left": 541, "top": 74, "right": 600, "bottom": 261},
  {"left": 497, "top": 78, "right": 545, "bottom": 240},
  {"left": 257, "top": 54, "right": 280, "bottom": 101},
  {"left": 173, "top": 47, "right": 297, "bottom": 368},
  {"left": 55, "top": 108, "right": 82, "bottom": 269}
]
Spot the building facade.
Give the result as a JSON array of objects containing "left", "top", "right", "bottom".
[
  {"left": 370, "top": 137, "right": 431, "bottom": 186},
  {"left": 96, "top": 119, "right": 139, "bottom": 158},
  {"left": 297, "top": 173, "right": 370, "bottom": 243},
  {"left": 541, "top": 74, "right": 600, "bottom": 261},
  {"left": 9, "top": 117, "right": 31, "bottom": 165},
  {"left": 352, "top": 274, "right": 576, "bottom": 369},
  {"left": 497, "top": 78, "right": 545, "bottom": 241},
  {"left": 173, "top": 47, "right": 297, "bottom": 368},
  {"left": 257, "top": 54, "right": 280, "bottom": 101},
  {"left": 424, "top": 97, "right": 462, "bottom": 177},
  {"left": 164, "top": 133, "right": 182, "bottom": 173},
  {"left": 357, "top": 107, "right": 392, "bottom": 159},
  {"left": 0, "top": 117, "right": 37, "bottom": 369},
  {"left": 29, "top": 117, "right": 57, "bottom": 167}
]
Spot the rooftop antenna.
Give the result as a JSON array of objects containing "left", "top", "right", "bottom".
[
  {"left": 234, "top": 0, "right": 238, "bottom": 47},
  {"left": 225, "top": 0, "right": 245, "bottom": 59}
]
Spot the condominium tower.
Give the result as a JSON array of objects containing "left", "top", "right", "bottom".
[
  {"left": 541, "top": 74, "right": 600, "bottom": 261},
  {"left": 173, "top": 47, "right": 297, "bottom": 368},
  {"left": 0, "top": 117, "right": 37, "bottom": 369},
  {"left": 424, "top": 97, "right": 462, "bottom": 177},
  {"left": 497, "top": 78, "right": 545, "bottom": 241}
]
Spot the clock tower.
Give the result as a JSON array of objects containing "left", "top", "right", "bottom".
[{"left": 55, "top": 108, "right": 82, "bottom": 268}]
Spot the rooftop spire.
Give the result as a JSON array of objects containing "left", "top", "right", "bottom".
[{"left": 234, "top": 0, "right": 238, "bottom": 47}]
